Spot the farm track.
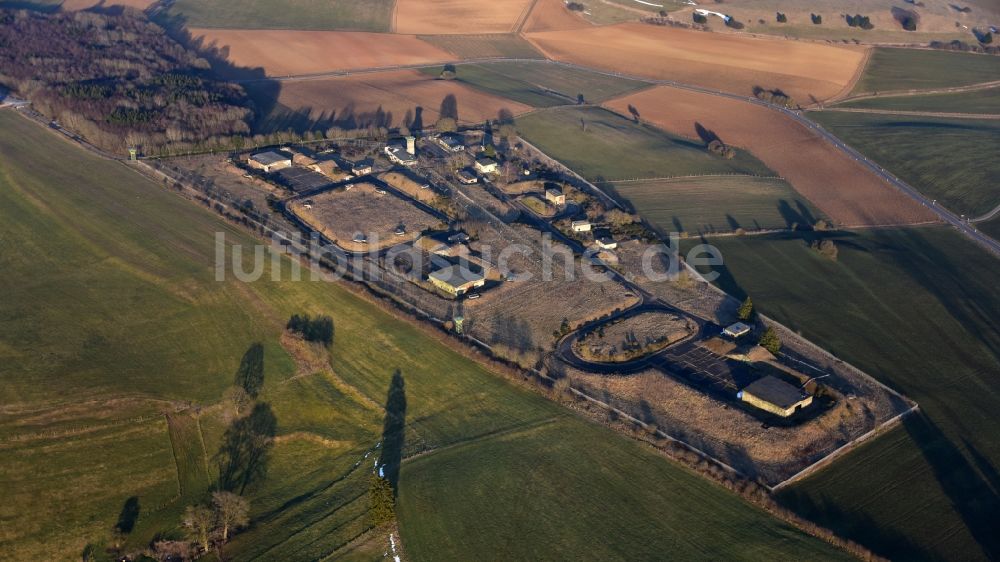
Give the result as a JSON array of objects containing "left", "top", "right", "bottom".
[
  {"left": 832, "top": 79, "right": 1000, "bottom": 104},
  {"left": 813, "top": 107, "right": 1000, "bottom": 119}
]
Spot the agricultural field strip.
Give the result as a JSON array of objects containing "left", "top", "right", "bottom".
[
  {"left": 608, "top": 173, "right": 784, "bottom": 183},
  {"left": 238, "top": 57, "right": 999, "bottom": 258}
]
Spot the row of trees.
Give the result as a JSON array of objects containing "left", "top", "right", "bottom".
[
  {"left": 845, "top": 14, "right": 875, "bottom": 30},
  {"left": 752, "top": 86, "right": 796, "bottom": 109}
]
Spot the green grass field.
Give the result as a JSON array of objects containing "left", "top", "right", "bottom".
[
  {"left": 838, "top": 87, "right": 1000, "bottom": 114},
  {"left": 810, "top": 111, "right": 1000, "bottom": 216},
  {"left": 685, "top": 227, "right": 1000, "bottom": 560},
  {"left": 611, "top": 176, "right": 822, "bottom": 234},
  {"left": 516, "top": 106, "right": 774, "bottom": 181},
  {"left": 417, "top": 34, "right": 544, "bottom": 60},
  {"left": 399, "top": 417, "right": 854, "bottom": 561},
  {"left": 0, "top": 111, "right": 848, "bottom": 560},
  {"left": 162, "top": 0, "right": 394, "bottom": 31},
  {"left": 852, "top": 48, "right": 1000, "bottom": 94},
  {"left": 419, "top": 61, "right": 650, "bottom": 107},
  {"left": 979, "top": 216, "right": 1000, "bottom": 241}
]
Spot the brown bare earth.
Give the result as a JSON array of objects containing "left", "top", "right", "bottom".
[
  {"left": 523, "top": 0, "right": 593, "bottom": 32},
  {"left": 394, "top": 0, "right": 534, "bottom": 34},
  {"left": 290, "top": 183, "right": 443, "bottom": 252},
  {"left": 605, "top": 87, "right": 938, "bottom": 226},
  {"left": 575, "top": 311, "right": 694, "bottom": 363},
  {"left": 526, "top": 22, "right": 866, "bottom": 102},
  {"left": 189, "top": 29, "right": 455, "bottom": 77},
  {"left": 263, "top": 69, "right": 532, "bottom": 128}
]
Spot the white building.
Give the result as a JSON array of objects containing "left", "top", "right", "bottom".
[
  {"left": 474, "top": 157, "right": 498, "bottom": 175},
  {"left": 723, "top": 322, "right": 752, "bottom": 339},
  {"left": 571, "top": 220, "right": 592, "bottom": 232}
]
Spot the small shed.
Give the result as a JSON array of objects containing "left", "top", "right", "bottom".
[
  {"left": 571, "top": 220, "right": 592, "bottom": 232},
  {"left": 738, "top": 376, "right": 812, "bottom": 417},
  {"left": 351, "top": 158, "right": 374, "bottom": 176},
  {"left": 457, "top": 169, "right": 478, "bottom": 184},
  {"left": 723, "top": 322, "right": 752, "bottom": 339}
]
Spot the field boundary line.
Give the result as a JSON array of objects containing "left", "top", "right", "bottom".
[
  {"left": 513, "top": 0, "right": 540, "bottom": 33},
  {"left": 164, "top": 413, "right": 186, "bottom": 499},
  {"left": 827, "top": 46, "right": 873, "bottom": 105},
  {"left": 401, "top": 415, "right": 564, "bottom": 463},
  {"left": 833, "top": 79, "right": 1000, "bottom": 104},
  {"left": 771, "top": 405, "right": 919, "bottom": 491},
  {"left": 814, "top": 107, "right": 1000, "bottom": 120},
  {"left": 195, "top": 415, "right": 213, "bottom": 488},
  {"left": 608, "top": 173, "right": 786, "bottom": 183}
]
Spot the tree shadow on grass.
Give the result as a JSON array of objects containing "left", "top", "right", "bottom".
[
  {"left": 904, "top": 413, "right": 1000, "bottom": 558},
  {"left": 115, "top": 496, "right": 140, "bottom": 535},
  {"left": 217, "top": 403, "right": 278, "bottom": 495},
  {"left": 378, "top": 370, "right": 407, "bottom": 494}
]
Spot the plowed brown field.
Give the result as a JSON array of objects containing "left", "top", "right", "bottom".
[
  {"left": 526, "top": 23, "right": 866, "bottom": 102},
  {"left": 523, "top": 0, "right": 592, "bottom": 32},
  {"left": 605, "top": 86, "right": 938, "bottom": 226},
  {"left": 394, "top": 0, "right": 534, "bottom": 34},
  {"left": 263, "top": 69, "right": 532, "bottom": 128},
  {"left": 189, "top": 29, "right": 454, "bottom": 77}
]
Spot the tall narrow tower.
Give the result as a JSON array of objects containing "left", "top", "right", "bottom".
[{"left": 405, "top": 136, "right": 415, "bottom": 155}]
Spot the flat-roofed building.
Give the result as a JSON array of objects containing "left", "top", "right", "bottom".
[
  {"left": 247, "top": 151, "right": 291, "bottom": 173},
  {"left": 738, "top": 376, "right": 813, "bottom": 417},
  {"left": 428, "top": 264, "right": 485, "bottom": 297}
]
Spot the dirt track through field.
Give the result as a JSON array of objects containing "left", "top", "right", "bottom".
[
  {"left": 526, "top": 23, "right": 866, "bottom": 103},
  {"left": 522, "top": 0, "right": 592, "bottom": 32},
  {"left": 605, "top": 86, "right": 939, "bottom": 227}
]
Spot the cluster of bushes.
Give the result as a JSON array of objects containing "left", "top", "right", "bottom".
[
  {"left": 287, "top": 313, "right": 335, "bottom": 344},
  {"left": 776, "top": 12, "right": 787, "bottom": 23},
  {"left": 567, "top": 1, "right": 585, "bottom": 11},
  {"left": 693, "top": 12, "right": 708, "bottom": 24},
  {"left": 811, "top": 239, "right": 839, "bottom": 260},
  {"left": 707, "top": 139, "right": 736, "bottom": 159},
  {"left": 810, "top": 13, "right": 822, "bottom": 24},
  {"left": 752, "top": 86, "right": 796, "bottom": 108},
  {"left": 0, "top": 9, "right": 251, "bottom": 154},
  {"left": 929, "top": 39, "right": 999, "bottom": 54},
  {"left": 845, "top": 14, "right": 874, "bottom": 29}
]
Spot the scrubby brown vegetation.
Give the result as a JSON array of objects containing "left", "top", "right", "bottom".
[{"left": 0, "top": 9, "right": 251, "bottom": 154}]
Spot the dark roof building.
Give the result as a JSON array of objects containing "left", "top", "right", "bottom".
[{"left": 738, "top": 375, "right": 813, "bottom": 417}]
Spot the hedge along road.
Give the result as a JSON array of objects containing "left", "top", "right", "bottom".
[{"left": 236, "top": 57, "right": 1000, "bottom": 259}]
